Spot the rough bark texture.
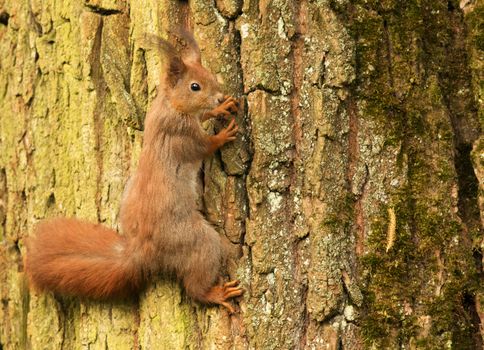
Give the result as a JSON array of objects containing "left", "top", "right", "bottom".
[{"left": 0, "top": 0, "right": 482, "bottom": 349}]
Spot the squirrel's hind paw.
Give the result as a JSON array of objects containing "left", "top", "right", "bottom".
[{"left": 204, "top": 280, "right": 244, "bottom": 314}]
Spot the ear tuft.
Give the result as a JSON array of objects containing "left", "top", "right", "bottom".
[
  {"left": 140, "top": 34, "right": 178, "bottom": 58},
  {"left": 140, "top": 34, "right": 187, "bottom": 87},
  {"left": 171, "top": 27, "right": 201, "bottom": 64}
]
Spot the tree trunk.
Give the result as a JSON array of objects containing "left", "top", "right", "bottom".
[{"left": 0, "top": 0, "right": 482, "bottom": 349}]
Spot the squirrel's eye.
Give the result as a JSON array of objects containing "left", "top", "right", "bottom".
[{"left": 190, "top": 83, "right": 201, "bottom": 91}]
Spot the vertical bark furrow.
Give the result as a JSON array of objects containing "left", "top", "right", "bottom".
[{"left": 90, "top": 15, "right": 105, "bottom": 223}]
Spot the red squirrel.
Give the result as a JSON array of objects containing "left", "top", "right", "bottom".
[{"left": 25, "top": 30, "right": 244, "bottom": 313}]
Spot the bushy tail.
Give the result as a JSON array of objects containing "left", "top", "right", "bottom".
[{"left": 25, "top": 218, "right": 142, "bottom": 299}]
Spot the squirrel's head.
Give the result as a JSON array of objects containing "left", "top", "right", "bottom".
[{"left": 146, "top": 30, "right": 224, "bottom": 117}]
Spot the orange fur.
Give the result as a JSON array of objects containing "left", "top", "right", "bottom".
[
  {"left": 25, "top": 31, "right": 243, "bottom": 311},
  {"left": 25, "top": 218, "right": 141, "bottom": 299}
]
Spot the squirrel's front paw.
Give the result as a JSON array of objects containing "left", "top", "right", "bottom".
[
  {"left": 206, "top": 119, "right": 239, "bottom": 155},
  {"left": 215, "top": 118, "right": 239, "bottom": 145},
  {"left": 205, "top": 95, "right": 239, "bottom": 120}
]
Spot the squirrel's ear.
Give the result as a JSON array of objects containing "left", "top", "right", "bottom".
[
  {"left": 172, "top": 28, "right": 201, "bottom": 64},
  {"left": 166, "top": 55, "right": 186, "bottom": 87},
  {"left": 141, "top": 34, "right": 187, "bottom": 86}
]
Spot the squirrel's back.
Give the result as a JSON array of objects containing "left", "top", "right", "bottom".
[{"left": 25, "top": 218, "right": 142, "bottom": 299}]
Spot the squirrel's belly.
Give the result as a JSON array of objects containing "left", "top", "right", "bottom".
[{"left": 175, "top": 162, "right": 200, "bottom": 199}]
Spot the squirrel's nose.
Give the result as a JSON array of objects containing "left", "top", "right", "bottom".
[{"left": 217, "top": 94, "right": 225, "bottom": 104}]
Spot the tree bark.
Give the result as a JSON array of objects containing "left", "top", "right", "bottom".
[{"left": 0, "top": 0, "right": 482, "bottom": 349}]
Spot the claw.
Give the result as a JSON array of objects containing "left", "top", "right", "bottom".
[
  {"left": 224, "top": 280, "right": 240, "bottom": 288},
  {"left": 224, "top": 289, "right": 244, "bottom": 299},
  {"left": 225, "top": 286, "right": 242, "bottom": 293},
  {"left": 220, "top": 301, "right": 236, "bottom": 314},
  {"left": 226, "top": 121, "right": 239, "bottom": 137},
  {"left": 227, "top": 118, "right": 236, "bottom": 129},
  {"left": 226, "top": 102, "right": 237, "bottom": 113}
]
